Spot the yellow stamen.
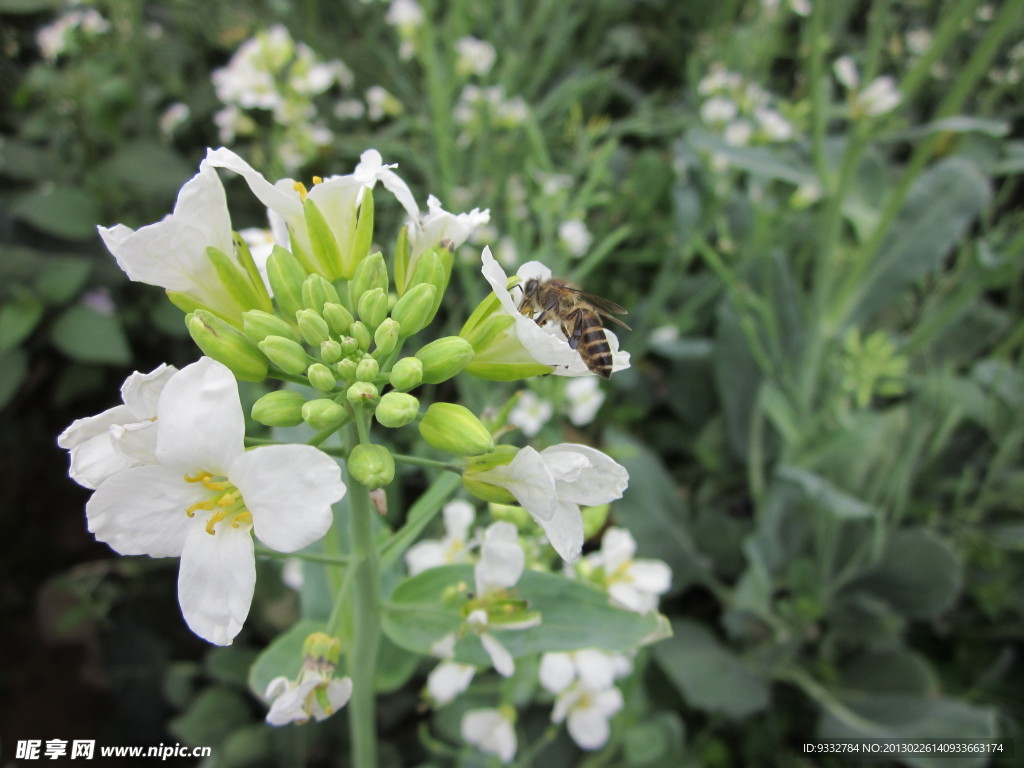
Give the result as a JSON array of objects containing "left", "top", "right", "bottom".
[
  {"left": 184, "top": 471, "right": 213, "bottom": 484},
  {"left": 204, "top": 479, "right": 229, "bottom": 491},
  {"left": 205, "top": 508, "right": 228, "bottom": 535},
  {"left": 217, "top": 492, "right": 236, "bottom": 507},
  {"left": 312, "top": 175, "right": 323, "bottom": 185},
  {"left": 186, "top": 500, "right": 215, "bottom": 518},
  {"left": 293, "top": 181, "right": 309, "bottom": 201},
  {"left": 231, "top": 511, "right": 253, "bottom": 529}
]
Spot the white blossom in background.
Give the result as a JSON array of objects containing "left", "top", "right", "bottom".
[
  {"left": 539, "top": 649, "right": 632, "bottom": 694},
  {"left": 697, "top": 66, "right": 795, "bottom": 145},
  {"left": 833, "top": 56, "right": 860, "bottom": 90},
  {"left": 58, "top": 364, "right": 177, "bottom": 489},
  {"left": 585, "top": 527, "right": 671, "bottom": 614},
  {"left": 37, "top": 8, "right": 110, "bottom": 60},
  {"left": 159, "top": 102, "right": 190, "bottom": 139},
  {"left": 265, "top": 672, "right": 352, "bottom": 725},
  {"left": 906, "top": 28, "right": 933, "bottom": 56},
  {"left": 976, "top": 3, "right": 995, "bottom": 22},
  {"left": 405, "top": 500, "right": 477, "bottom": 574},
  {"left": 558, "top": 219, "right": 593, "bottom": 257},
  {"left": 552, "top": 684, "right": 624, "bottom": 750},
  {"left": 649, "top": 324, "right": 680, "bottom": 345},
  {"left": 385, "top": 0, "right": 424, "bottom": 60},
  {"left": 453, "top": 85, "right": 530, "bottom": 142},
  {"left": 462, "top": 708, "right": 517, "bottom": 763},
  {"left": 700, "top": 96, "right": 738, "bottom": 125},
  {"left": 723, "top": 120, "right": 753, "bottom": 146},
  {"left": 366, "top": 85, "right": 403, "bottom": 121},
  {"left": 455, "top": 36, "right": 497, "bottom": 76},
  {"left": 508, "top": 391, "right": 554, "bottom": 437},
  {"left": 834, "top": 57, "right": 901, "bottom": 118},
  {"left": 335, "top": 98, "right": 366, "bottom": 120},
  {"left": 565, "top": 377, "right": 605, "bottom": 426},
  {"left": 281, "top": 558, "right": 304, "bottom": 591},
  {"left": 789, "top": 0, "right": 811, "bottom": 16},
  {"left": 536, "top": 172, "right": 574, "bottom": 198},
  {"left": 426, "top": 658, "right": 476, "bottom": 705}
]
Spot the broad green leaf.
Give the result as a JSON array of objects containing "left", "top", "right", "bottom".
[
  {"left": 622, "top": 711, "right": 686, "bottom": 767},
  {"left": 381, "top": 565, "right": 661, "bottom": 664},
  {"left": 838, "top": 649, "right": 938, "bottom": 696},
  {"left": 10, "top": 186, "right": 103, "bottom": 241},
  {"left": 777, "top": 465, "right": 876, "bottom": 520},
  {"left": 713, "top": 300, "right": 761, "bottom": 461},
  {"left": 654, "top": 619, "right": 770, "bottom": 719},
  {"left": 248, "top": 620, "right": 321, "bottom": 699},
  {"left": 0, "top": 349, "right": 28, "bottom": 409},
  {"left": 204, "top": 645, "right": 259, "bottom": 688},
  {"left": 0, "top": 292, "right": 44, "bottom": 353},
  {"left": 686, "top": 129, "right": 815, "bottom": 185},
  {"left": 887, "top": 116, "right": 1010, "bottom": 141},
  {"left": 375, "top": 634, "right": 421, "bottom": 693},
  {"left": 50, "top": 303, "right": 131, "bottom": 364},
  {"left": 845, "top": 528, "right": 962, "bottom": 619},
  {"left": 35, "top": 257, "right": 92, "bottom": 304},
  {"left": 851, "top": 158, "right": 992, "bottom": 325},
  {"left": 168, "top": 687, "right": 252, "bottom": 747}
]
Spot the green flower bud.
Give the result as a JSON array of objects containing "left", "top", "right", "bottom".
[
  {"left": 356, "top": 356, "right": 379, "bottom": 382},
  {"left": 323, "top": 302, "right": 354, "bottom": 336},
  {"left": 350, "top": 321, "right": 372, "bottom": 352},
  {"left": 347, "top": 381, "right": 379, "bottom": 405},
  {"left": 415, "top": 336, "right": 475, "bottom": 384},
  {"left": 302, "top": 398, "right": 349, "bottom": 430},
  {"left": 307, "top": 362, "right": 337, "bottom": 392},
  {"left": 489, "top": 502, "right": 533, "bottom": 529},
  {"left": 391, "top": 283, "right": 437, "bottom": 337},
  {"left": 348, "top": 443, "right": 395, "bottom": 488},
  {"left": 302, "top": 631, "right": 342, "bottom": 666},
  {"left": 375, "top": 392, "right": 420, "bottom": 428},
  {"left": 302, "top": 273, "right": 341, "bottom": 313},
  {"left": 394, "top": 224, "right": 412, "bottom": 294},
  {"left": 463, "top": 445, "right": 519, "bottom": 504},
  {"left": 351, "top": 188, "right": 374, "bottom": 272},
  {"left": 251, "top": 390, "right": 306, "bottom": 427},
  {"left": 243, "top": 309, "right": 301, "bottom": 345},
  {"left": 258, "top": 335, "right": 310, "bottom": 376},
  {"left": 335, "top": 357, "right": 358, "bottom": 381},
  {"left": 357, "top": 287, "right": 388, "bottom": 330},
  {"left": 186, "top": 310, "right": 268, "bottom": 382},
  {"left": 419, "top": 402, "right": 495, "bottom": 457},
  {"left": 204, "top": 246, "right": 268, "bottom": 317},
  {"left": 266, "top": 246, "right": 308, "bottom": 321},
  {"left": 321, "top": 339, "right": 343, "bottom": 363},
  {"left": 374, "top": 318, "right": 400, "bottom": 356},
  {"left": 389, "top": 356, "right": 423, "bottom": 391},
  {"left": 350, "top": 251, "right": 388, "bottom": 303},
  {"left": 303, "top": 197, "right": 343, "bottom": 280},
  {"left": 340, "top": 336, "right": 360, "bottom": 356},
  {"left": 408, "top": 248, "right": 445, "bottom": 292},
  {"left": 296, "top": 308, "right": 331, "bottom": 346}
]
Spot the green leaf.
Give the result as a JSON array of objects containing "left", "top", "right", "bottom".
[
  {"left": 852, "top": 158, "right": 992, "bottom": 325},
  {"left": 381, "top": 565, "right": 661, "bottom": 664},
  {"left": 168, "top": 687, "right": 252, "bottom": 747},
  {"left": 98, "top": 141, "right": 194, "bottom": 199},
  {"left": 777, "top": 465, "right": 876, "bottom": 520},
  {"left": 34, "top": 257, "right": 92, "bottom": 304},
  {"left": 713, "top": 301, "right": 762, "bottom": 460},
  {"left": 10, "top": 186, "right": 103, "bottom": 241},
  {"left": 0, "top": 0, "right": 62, "bottom": 11},
  {"left": 248, "top": 620, "right": 322, "bottom": 699},
  {"left": 50, "top": 303, "right": 131, "bottom": 364},
  {"left": 219, "top": 724, "right": 273, "bottom": 768},
  {"left": 838, "top": 649, "right": 939, "bottom": 696},
  {"left": 686, "top": 129, "right": 815, "bottom": 185},
  {"left": 0, "top": 292, "right": 44, "bottom": 353},
  {"left": 654, "top": 619, "right": 770, "bottom": 719},
  {"left": 375, "top": 633, "right": 421, "bottom": 693},
  {"left": 846, "top": 528, "right": 962, "bottom": 619},
  {"left": 204, "top": 645, "right": 259, "bottom": 689},
  {"left": 0, "top": 349, "right": 28, "bottom": 409}
]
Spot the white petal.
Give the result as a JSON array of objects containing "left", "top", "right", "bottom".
[
  {"left": 110, "top": 419, "right": 159, "bottom": 466},
  {"left": 574, "top": 650, "right": 616, "bottom": 691},
  {"left": 265, "top": 681, "right": 308, "bottom": 725},
  {"left": 475, "top": 522, "right": 524, "bottom": 594},
  {"left": 230, "top": 445, "right": 343, "bottom": 553},
  {"left": 205, "top": 146, "right": 303, "bottom": 220},
  {"left": 442, "top": 500, "right": 475, "bottom": 539},
  {"left": 58, "top": 404, "right": 133, "bottom": 450},
  {"left": 608, "top": 582, "right": 658, "bottom": 614},
  {"left": 405, "top": 540, "right": 448, "bottom": 575},
  {"left": 599, "top": 527, "right": 637, "bottom": 572},
  {"left": 539, "top": 652, "right": 576, "bottom": 694},
  {"left": 430, "top": 633, "right": 457, "bottom": 659},
  {"left": 474, "top": 446, "right": 557, "bottom": 521},
  {"left": 312, "top": 677, "right": 353, "bottom": 720},
  {"left": 567, "top": 706, "right": 613, "bottom": 750},
  {"left": 542, "top": 444, "right": 629, "bottom": 507},
  {"left": 264, "top": 676, "right": 291, "bottom": 701},
  {"left": 551, "top": 687, "right": 581, "bottom": 724},
  {"left": 427, "top": 661, "right": 475, "bottom": 705},
  {"left": 628, "top": 559, "right": 673, "bottom": 595},
  {"left": 60, "top": 406, "right": 138, "bottom": 489},
  {"left": 174, "top": 160, "right": 235, "bottom": 255},
  {"left": 535, "top": 501, "right": 585, "bottom": 563},
  {"left": 591, "top": 687, "right": 625, "bottom": 717},
  {"left": 481, "top": 632, "right": 515, "bottom": 677},
  {"left": 156, "top": 358, "right": 245, "bottom": 474},
  {"left": 462, "top": 709, "right": 517, "bottom": 764},
  {"left": 120, "top": 363, "right": 177, "bottom": 418},
  {"left": 86, "top": 465, "right": 201, "bottom": 557},
  {"left": 177, "top": 521, "right": 255, "bottom": 645},
  {"left": 516, "top": 261, "right": 553, "bottom": 283}
]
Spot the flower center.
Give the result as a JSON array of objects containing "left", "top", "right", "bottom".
[
  {"left": 292, "top": 176, "right": 324, "bottom": 201},
  {"left": 184, "top": 471, "right": 253, "bottom": 535}
]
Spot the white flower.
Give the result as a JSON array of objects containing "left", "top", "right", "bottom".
[
  {"left": 552, "top": 684, "right": 623, "bottom": 751},
  {"left": 855, "top": 76, "right": 901, "bottom": 117},
  {"left": 404, "top": 500, "right": 476, "bottom": 575},
  {"left": 539, "top": 650, "right": 632, "bottom": 694},
  {"left": 159, "top": 102, "right": 190, "bottom": 138},
  {"left": 755, "top": 108, "right": 794, "bottom": 142},
  {"left": 649, "top": 324, "right": 680, "bottom": 345},
  {"left": 700, "top": 96, "right": 738, "bottom": 125},
  {"left": 83, "top": 358, "right": 345, "bottom": 644},
  {"left": 508, "top": 391, "right": 553, "bottom": 437},
  {"left": 58, "top": 364, "right": 177, "bottom": 489},
  {"left": 385, "top": 0, "right": 424, "bottom": 28},
  {"left": 335, "top": 98, "right": 366, "bottom": 120},
  {"left": 473, "top": 445, "right": 628, "bottom": 563},
  {"left": 495, "top": 235, "right": 518, "bottom": 267},
  {"left": 366, "top": 85, "right": 403, "bottom": 120},
  {"left": 98, "top": 160, "right": 260, "bottom": 322},
  {"left": 906, "top": 28, "right": 932, "bottom": 56},
  {"left": 565, "top": 377, "right": 605, "bottom": 426},
  {"left": 265, "top": 672, "right": 353, "bottom": 725},
  {"left": 723, "top": 120, "right": 753, "bottom": 146},
  {"left": 406, "top": 195, "right": 490, "bottom": 276},
  {"left": 558, "top": 219, "right": 593, "bottom": 258},
  {"left": 833, "top": 55, "right": 860, "bottom": 90},
  {"left": 426, "top": 660, "right": 476, "bottom": 705},
  {"left": 455, "top": 36, "right": 497, "bottom": 76},
  {"left": 479, "top": 249, "right": 630, "bottom": 378},
  {"left": 586, "top": 527, "right": 671, "bottom": 614},
  {"left": 462, "top": 708, "right": 517, "bottom": 763},
  {"left": 789, "top": 0, "right": 811, "bottom": 16}
]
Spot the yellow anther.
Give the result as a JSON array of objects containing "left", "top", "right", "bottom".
[
  {"left": 217, "top": 492, "right": 236, "bottom": 507},
  {"left": 205, "top": 509, "right": 228, "bottom": 535},
  {"left": 184, "top": 471, "right": 213, "bottom": 484},
  {"left": 204, "top": 479, "right": 228, "bottom": 491},
  {"left": 231, "top": 511, "right": 253, "bottom": 529},
  {"left": 312, "top": 175, "right": 323, "bottom": 185},
  {"left": 293, "top": 181, "right": 309, "bottom": 201},
  {"left": 186, "top": 500, "right": 215, "bottom": 517}
]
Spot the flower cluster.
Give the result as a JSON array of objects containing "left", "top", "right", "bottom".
[
  {"left": 697, "top": 65, "right": 796, "bottom": 146},
  {"left": 36, "top": 5, "right": 110, "bottom": 61},
  {"left": 264, "top": 632, "right": 353, "bottom": 725},
  {"left": 833, "top": 56, "right": 902, "bottom": 119}
]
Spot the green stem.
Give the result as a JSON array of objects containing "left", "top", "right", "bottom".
[
  {"left": 391, "top": 453, "right": 463, "bottom": 472},
  {"left": 344, "top": 424, "right": 381, "bottom": 768},
  {"left": 254, "top": 547, "right": 349, "bottom": 566}
]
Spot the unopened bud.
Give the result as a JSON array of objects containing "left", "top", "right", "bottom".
[
  {"left": 374, "top": 318, "right": 400, "bottom": 356},
  {"left": 375, "top": 392, "right": 419, "bottom": 428},
  {"left": 350, "top": 321, "right": 372, "bottom": 351},
  {"left": 389, "top": 356, "right": 423, "bottom": 391},
  {"left": 335, "top": 357, "right": 358, "bottom": 381},
  {"left": 462, "top": 446, "right": 519, "bottom": 504},
  {"left": 348, "top": 443, "right": 395, "bottom": 488},
  {"left": 303, "top": 198, "right": 343, "bottom": 280},
  {"left": 350, "top": 251, "right": 388, "bottom": 302},
  {"left": 356, "top": 357, "right": 379, "bottom": 382},
  {"left": 302, "top": 273, "right": 341, "bottom": 313},
  {"left": 258, "top": 335, "right": 310, "bottom": 376},
  {"left": 391, "top": 282, "right": 437, "bottom": 337},
  {"left": 415, "top": 336, "right": 475, "bottom": 384},
  {"left": 347, "top": 381, "right": 379, "bottom": 405},
  {"left": 323, "top": 302, "right": 353, "bottom": 336},
  {"left": 251, "top": 390, "right": 306, "bottom": 427},
  {"left": 419, "top": 402, "right": 494, "bottom": 456},
  {"left": 321, "top": 339, "right": 343, "bottom": 363},
  {"left": 186, "top": 310, "right": 268, "bottom": 382},
  {"left": 302, "top": 631, "right": 342, "bottom": 666},
  {"left": 357, "top": 287, "right": 388, "bottom": 330},
  {"left": 266, "top": 246, "right": 307, "bottom": 321},
  {"left": 340, "top": 336, "right": 359, "bottom": 356},
  {"left": 302, "top": 398, "right": 349, "bottom": 430},
  {"left": 307, "top": 362, "right": 337, "bottom": 392},
  {"left": 243, "top": 310, "right": 300, "bottom": 345},
  {"left": 296, "top": 308, "right": 331, "bottom": 346}
]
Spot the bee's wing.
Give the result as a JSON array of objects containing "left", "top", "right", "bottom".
[{"left": 565, "top": 287, "right": 632, "bottom": 330}]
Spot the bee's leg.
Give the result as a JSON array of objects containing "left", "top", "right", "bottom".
[
  {"left": 535, "top": 294, "right": 561, "bottom": 327},
  {"left": 564, "top": 309, "right": 583, "bottom": 350}
]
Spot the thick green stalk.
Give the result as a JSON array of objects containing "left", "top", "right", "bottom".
[{"left": 345, "top": 420, "right": 381, "bottom": 768}]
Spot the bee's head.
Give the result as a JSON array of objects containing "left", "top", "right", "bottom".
[{"left": 523, "top": 278, "right": 539, "bottom": 294}]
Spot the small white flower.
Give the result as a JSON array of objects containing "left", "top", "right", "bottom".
[
  {"left": 426, "top": 661, "right": 476, "bottom": 705},
  {"left": 455, "top": 36, "right": 497, "bottom": 76},
  {"left": 558, "top": 219, "right": 593, "bottom": 258},
  {"left": 855, "top": 76, "right": 901, "bottom": 117},
  {"left": 404, "top": 500, "right": 476, "bottom": 575},
  {"left": 462, "top": 708, "right": 517, "bottom": 763},
  {"left": 789, "top": 0, "right": 811, "bottom": 17},
  {"left": 723, "top": 120, "right": 753, "bottom": 146},
  {"left": 565, "top": 377, "right": 605, "bottom": 426},
  {"left": 407, "top": 195, "right": 491, "bottom": 277},
  {"left": 366, "top": 85, "right": 403, "bottom": 120},
  {"left": 58, "top": 364, "right": 177, "bottom": 489},
  {"left": 159, "top": 102, "right": 190, "bottom": 138},
  {"left": 265, "top": 672, "right": 353, "bottom": 725},
  {"left": 906, "top": 28, "right": 932, "bottom": 56},
  {"left": 700, "top": 96, "right": 738, "bottom": 125},
  {"left": 508, "top": 391, "right": 554, "bottom": 437},
  {"left": 834, "top": 56, "right": 860, "bottom": 90},
  {"left": 83, "top": 358, "right": 345, "bottom": 644},
  {"left": 473, "top": 445, "right": 629, "bottom": 563},
  {"left": 539, "top": 649, "right": 632, "bottom": 694},
  {"left": 649, "top": 324, "right": 680, "bottom": 345},
  {"left": 755, "top": 108, "right": 794, "bottom": 142},
  {"left": 586, "top": 527, "right": 671, "bottom": 614},
  {"left": 552, "top": 684, "right": 624, "bottom": 751},
  {"left": 385, "top": 0, "right": 424, "bottom": 28},
  {"left": 281, "top": 557, "right": 304, "bottom": 590},
  {"left": 334, "top": 98, "right": 366, "bottom": 120},
  {"left": 495, "top": 235, "right": 518, "bottom": 267}
]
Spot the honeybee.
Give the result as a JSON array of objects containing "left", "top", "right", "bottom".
[{"left": 517, "top": 277, "right": 630, "bottom": 379}]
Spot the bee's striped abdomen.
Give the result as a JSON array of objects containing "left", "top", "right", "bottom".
[{"left": 577, "top": 310, "right": 613, "bottom": 379}]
